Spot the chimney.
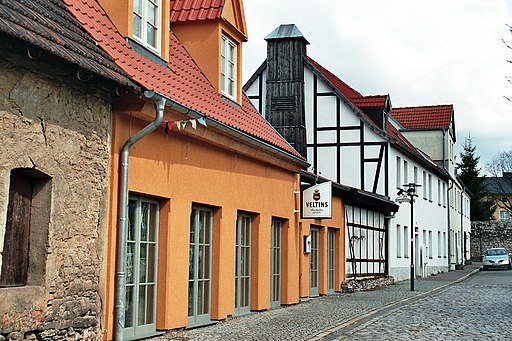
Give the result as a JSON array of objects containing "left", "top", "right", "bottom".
[{"left": 265, "top": 24, "right": 309, "bottom": 158}]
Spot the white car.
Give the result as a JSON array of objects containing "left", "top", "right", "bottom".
[{"left": 482, "top": 248, "right": 512, "bottom": 270}]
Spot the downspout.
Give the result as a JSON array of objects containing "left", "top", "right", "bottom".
[
  {"left": 447, "top": 179, "right": 453, "bottom": 271},
  {"left": 114, "top": 91, "right": 166, "bottom": 341}
]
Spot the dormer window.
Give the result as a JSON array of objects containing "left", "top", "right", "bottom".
[
  {"left": 221, "top": 34, "right": 237, "bottom": 99},
  {"left": 133, "top": 0, "right": 161, "bottom": 53}
]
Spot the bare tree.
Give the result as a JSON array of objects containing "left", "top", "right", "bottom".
[
  {"left": 505, "top": 24, "right": 512, "bottom": 103},
  {"left": 486, "top": 149, "right": 512, "bottom": 216}
]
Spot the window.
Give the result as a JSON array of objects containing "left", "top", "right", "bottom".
[
  {"left": 125, "top": 196, "right": 159, "bottom": 338},
  {"left": 1, "top": 169, "right": 51, "bottom": 287},
  {"left": 396, "top": 225, "right": 402, "bottom": 258},
  {"left": 437, "top": 231, "right": 442, "bottom": 258},
  {"left": 443, "top": 232, "right": 447, "bottom": 258},
  {"left": 133, "top": 0, "right": 161, "bottom": 52},
  {"left": 428, "top": 231, "right": 433, "bottom": 259},
  {"left": 396, "top": 156, "right": 401, "bottom": 189},
  {"left": 422, "top": 171, "right": 427, "bottom": 199},
  {"left": 428, "top": 174, "right": 432, "bottom": 201},
  {"left": 413, "top": 166, "right": 418, "bottom": 185},
  {"left": 403, "top": 161, "right": 409, "bottom": 184},
  {"left": 442, "top": 183, "right": 447, "bottom": 207},
  {"left": 437, "top": 179, "right": 441, "bottom": 205},
  {"left": 500, "top": 210, "right": 510, "bottom": 222},
  {"left": 221, "top": 34, "right": 237, "bottom": 99},
  {"left": 403, "top": 226, "right": 409, "bottom": 258}
]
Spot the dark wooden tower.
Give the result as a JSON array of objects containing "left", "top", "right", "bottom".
[{"left": 265, "top": 24, "right": 309, "bottom": 158}]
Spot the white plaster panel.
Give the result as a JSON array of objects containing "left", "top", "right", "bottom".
[
  {"left": 339, "top": 103, "right": 360, "bottom": 126},
  {"left": 317, "top": 96, "right": 337, "bottom": 127},
  {"left": 364, "top": 162, "right": 377, "bottom": 191},
  {"left": 340, "top": 146, "right": 360, "bottom": 188},
  {"left": 316, "top": 146, "right": 337, "bottom": 181},
  {"left": 340, "top": 129, "right": 360, "bottom": 144},
  {"left": 316, "top": 78, "right": 333, "bottom": 93},
  {"left": 364, "top": 124, "right": 386, "bottom": 143},
  {"left": 305, "top": 69, "right": 315, "bottom": 143},
  {"left": 307, "top": 147, "right": 315, "bottom": 170},
  {"left": 316, "top": 130, "right": 337, "bottom": 144},
  {"left": 364, "top": 145, "right": 382, "bottom": 159}
]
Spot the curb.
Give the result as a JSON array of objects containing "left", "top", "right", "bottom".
[{"left": 308, "top": 267, "right": 482, "bottom": 341}]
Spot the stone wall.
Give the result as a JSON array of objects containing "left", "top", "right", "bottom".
[
  {"left": 470, "top": 221, "right": 512, "bottom": 260},
  {"left": 0, "top": 45, "right": 112, "bottom": 340}
]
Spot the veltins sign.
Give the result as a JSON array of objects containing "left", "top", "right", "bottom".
[{"left": 302, "top": 181, "right": 332, "bottom": 219}]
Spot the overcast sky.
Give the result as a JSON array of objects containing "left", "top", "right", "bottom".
[{"left": 242, "top": 0, "right": 512, "bottom": 172}]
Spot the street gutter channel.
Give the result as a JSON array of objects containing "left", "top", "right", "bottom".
[{"left": 309, "top": 267, "right": 482, "bottom": 341}]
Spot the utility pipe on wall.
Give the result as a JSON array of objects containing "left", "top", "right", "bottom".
[{"left": 114, "top": 91, "right": 166, "bottom": 341}]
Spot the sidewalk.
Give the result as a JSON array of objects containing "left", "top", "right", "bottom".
[{"left": 153, "top": 263, "right": 482, "bottom": 341}]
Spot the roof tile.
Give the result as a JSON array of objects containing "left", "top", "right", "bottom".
[
  {"left": 63, "top": 0, "right": 301, "bottom": 158},
  {"left": 0, "top": 0, "right": 135, "bottom": 88},
  {"left": 391, "top": 105, "right": 453, "bottom": 129},
  {"left": 170, "top": 0, "right": 224, "bottom": 22}
]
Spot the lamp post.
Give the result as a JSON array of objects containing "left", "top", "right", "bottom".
[{"left": 396, "top": 183, "right": 421, "bottom": 291}]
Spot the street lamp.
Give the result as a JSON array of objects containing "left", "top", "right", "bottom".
[{"left": 396, "top": 183, "right": 421, "bottom": 291}]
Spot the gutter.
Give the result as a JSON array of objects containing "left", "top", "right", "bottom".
[
  {"left": 114, "top": 91, "right": 166, "bottom": 341},
  {"left": 167, "top": 98, "right": 309, "bottom": 168}
]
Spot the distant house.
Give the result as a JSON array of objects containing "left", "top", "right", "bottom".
[
  {"left": 483, "top": 172, "right": 512, "bottom": 222},
  {"left": 390, "top": 105, "right": 471, "bottom": 267},
  {"left": 244, "top": 24, "right": 454, "bottom": 281}
]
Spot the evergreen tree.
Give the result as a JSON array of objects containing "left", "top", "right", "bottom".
[{"left": 457, "top": 136, "right": 495, "bottom": 221}]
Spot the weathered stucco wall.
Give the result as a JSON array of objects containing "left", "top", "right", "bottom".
[
  {"left": 470, "top": 221, "right": 512, "bottom": 260},
  {"left": 0, "top": 48, "right": 112, "bottom": 340}
]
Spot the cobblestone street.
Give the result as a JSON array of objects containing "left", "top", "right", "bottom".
[
  {"left": 151, "top": 263, "right": 494, "bottom": 340},
  {"left": 328, "top": 269, "right": 512, "bottom": 340}
]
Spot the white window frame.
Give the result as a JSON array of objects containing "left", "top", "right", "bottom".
[
  {"left": 133, "top": 0, "right": 161, "bottom": 54},
  {"left": 396, "top": 224, "right": 402, "bottom": 258},
  {"left": 396, "top": 156, "right": 401, "bottom": 189},
  {"left": 220, "top": 34, "right": 237, "bottom": 99},
  {"left": 403, "top": 160, "right": 409, "bottom": 185},
  {"left": 403, "top": 226, "right": 409, "bottom": 258}
]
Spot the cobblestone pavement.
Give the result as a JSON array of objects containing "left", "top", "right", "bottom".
[
  {"left": 327, "top": 268, "right": 512, "bottom": 340},
  {"left": 150, "top": 263, "right": 483, "bottom": 341}
]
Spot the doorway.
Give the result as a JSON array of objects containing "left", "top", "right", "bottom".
[
  {"left": 188, "top": 206, "right": 213, "bottom": 326},
  {"left": 235, "top": 213, "right": 251, "bottom": 316},
  {"left": 270, "top": 219, "right": 282, "bottom": 308},
  {"left": 124, "top": 196, "right": 159, "bottom": 339}
]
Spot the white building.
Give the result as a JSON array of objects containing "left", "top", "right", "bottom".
[
  {"left": 244, "top": 24, "right": 455, "bottom": 280},
  {"left": 391, "top": 106, "right": 471, "bottom": 268}
]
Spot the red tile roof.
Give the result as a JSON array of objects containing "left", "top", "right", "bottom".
[
  {"left": 170, "top": 0, "right": 225, "bottom": 22},
  {"left": 0, "top": 0, "right": 135, "bottom": 88},
  {"left": 63, "top": 0, "right": 301, "bottom": 159},
  {"left": 391, "top": 105, "right": 453, "bottom": 129},
  {"left": 352, "top": 95, "right": 389, "bottom": 109}
]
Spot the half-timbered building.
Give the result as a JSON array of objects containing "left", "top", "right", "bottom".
[{"left": 244, "top": 24, "right": 452, "bottom": 281}]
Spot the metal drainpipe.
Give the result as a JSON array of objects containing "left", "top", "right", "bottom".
[
  {"left": 447, "top": 179, "right": 453, "bottom": 270},
  {"left": 114, "top": 91, "right": 166, "bottom": 341}
]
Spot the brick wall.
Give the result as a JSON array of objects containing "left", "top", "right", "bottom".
[
  {"left": 470, "top": 221, "right": 512, "bottom": 260},
  {"left": 0, "top": 46, "right": 112, "bottom": 340}
]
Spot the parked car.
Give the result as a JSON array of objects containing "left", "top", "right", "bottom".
[{"left": 482, "top": 247, "right": 512, "bottom": 270}]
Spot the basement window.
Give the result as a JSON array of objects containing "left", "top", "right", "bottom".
[{"left": 0, "top": 169, "right": 51, "bottom": 287}]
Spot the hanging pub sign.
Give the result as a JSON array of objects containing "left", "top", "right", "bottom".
[{"left": 302, "top": 181, "right": 332, "bottom": 219}]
